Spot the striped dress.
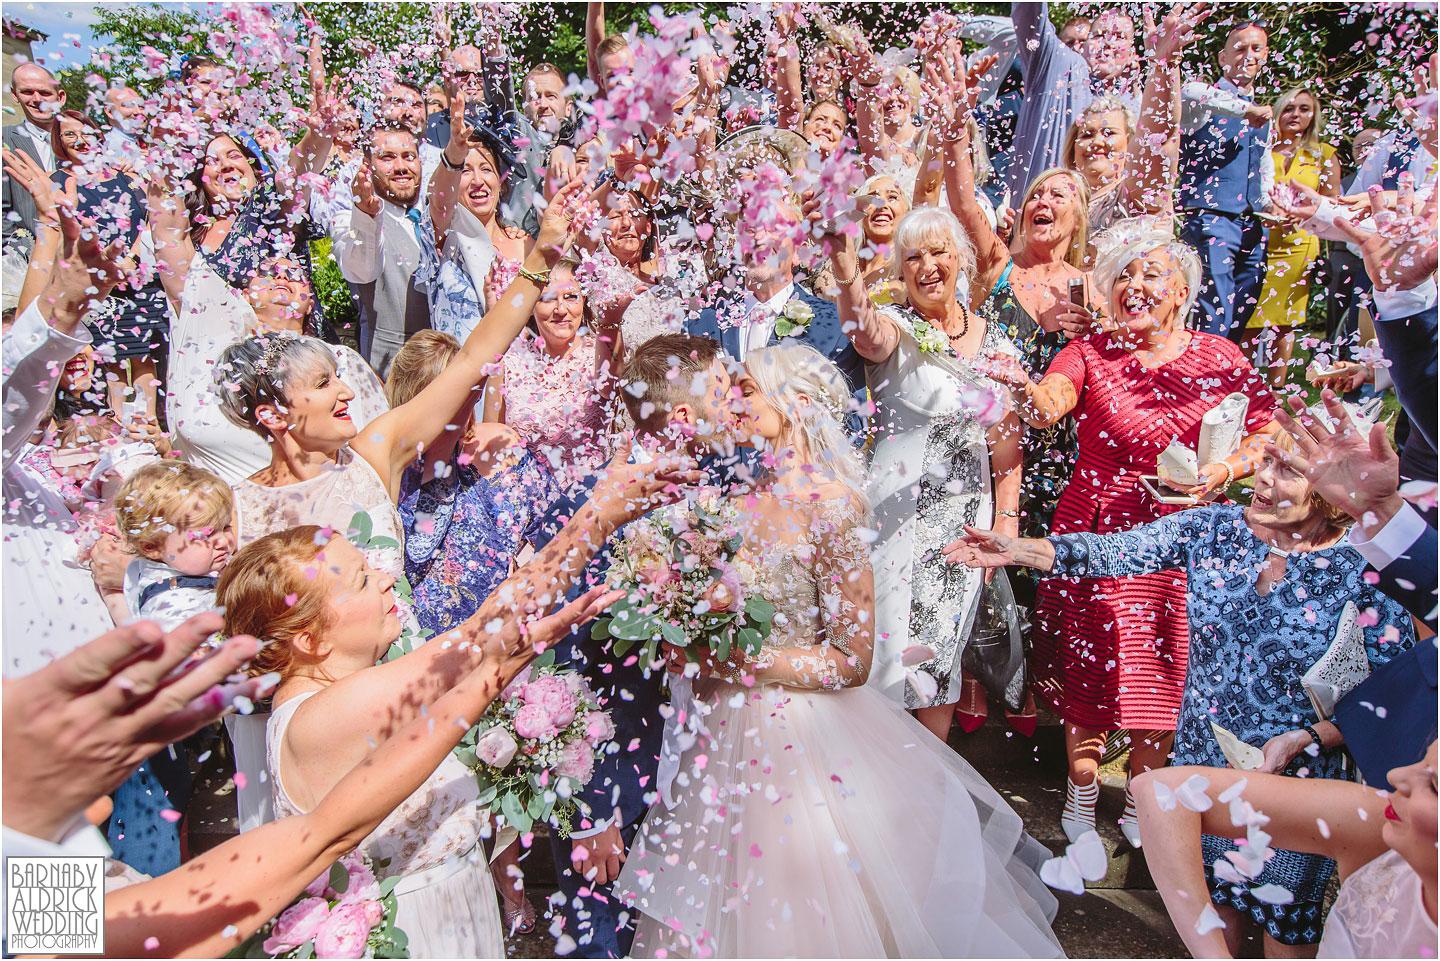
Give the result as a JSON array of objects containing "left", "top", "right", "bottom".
[{"left": 1032, "top": 332, "right": 1274, "bottom": 730}]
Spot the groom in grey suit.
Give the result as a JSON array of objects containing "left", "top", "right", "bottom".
[{"left": 3, "top": 62, "right": 66, "bottom": 247}]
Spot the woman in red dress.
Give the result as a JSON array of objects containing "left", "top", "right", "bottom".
[{"left": 985, "top": 231, "right": 1277, "bottom": 847}]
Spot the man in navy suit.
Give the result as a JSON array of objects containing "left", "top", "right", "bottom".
[
  {"left": 533, "top": 334, "right": 749, "bottom": 958},
  {"left": 684, "top": 199, "right": 865, "bottom": 418},
  {"left": 1177, "top": 22, "right": 1274, "bottom": 340}
]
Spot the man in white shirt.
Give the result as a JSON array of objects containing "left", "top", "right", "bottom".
[
  {"left": 328, "top": 121, "right": 433, "bottom": 376},
  {"left": 2, "top": 62, "right": 65, "bottom": 245}
]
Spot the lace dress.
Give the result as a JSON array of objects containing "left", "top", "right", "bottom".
[
  {"left": 266, "top": 692, "right": 503, "bottom": 959},
  {"left": 616, "top": 496, "right": 1063, "bottom": 959},
  {"left": 866, "top": 306, "right": 1019, "bottom": 708},
  {"left": 233, "top": 447, "right": 406, "bottom": 582},
  {"left": 498, "top": 331, "right": 613, "bottom": 490},
  {"left": 1317, "top": 850, "right": 1438, "bottom": 958}
]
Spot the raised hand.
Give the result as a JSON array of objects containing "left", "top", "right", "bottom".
[
  {"left": 445, "top": 86, "right": 472, "bottom": 164},
  {"left": 1266, "top": 390, "right": 1402, "bottom": 528},
  {"left": 352, "top": 161, "right": 381, "bottom": 217},
  {"left": 1269, "top": 180, "right": 1324, "bottom": 223},
  {"left": 534, "top": 176, "right": 590, "bottom": 265},
  {"left": 1145, "top": 2, "right": 1212, "bottom": 62},
  {"left": 2, "top": 612, "right": 276, "bottom": 842},
  {"left": 2, "top": 147, "right": 62, "bottom": 223},
  {"left": 1333, "top": 176, "right": 1439, "bottom": 291},
  {"left": 588, "top": 436, "right": 703, "bottom": 529}
]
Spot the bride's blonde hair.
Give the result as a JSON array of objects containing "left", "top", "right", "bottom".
[{"left": 744, "top": 342, "right": 870, "bottom": 513}]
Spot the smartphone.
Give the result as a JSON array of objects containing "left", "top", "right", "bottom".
[
  {"left": 1140, "top": 475, "right": 1198, "bottom": 506},
  {"left": 1067, "top": 277, "right": 1086, "bottom": 306}
]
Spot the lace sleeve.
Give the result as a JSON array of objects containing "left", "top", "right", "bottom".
[{"left": 752, "top": 497, "right": 876, "bottom": 692}]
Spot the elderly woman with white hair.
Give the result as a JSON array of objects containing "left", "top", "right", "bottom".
[
  {"left": 807, "top": 199, "right": 1023, "bottom": 742},
  {"left": 983, "top": 232, "right": 1278, "bottom": 847}
]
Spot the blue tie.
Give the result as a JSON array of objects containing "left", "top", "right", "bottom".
[{"left": 406, "top": 206, "right": 426, "bottom": 249}]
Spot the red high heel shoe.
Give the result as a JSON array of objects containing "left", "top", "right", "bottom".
[
  {"left": 956, "top": 675, "right": 988, "bottom": 733},
  {"left": 1005, "top": 690, "right": 1038, "bottom": 738}
]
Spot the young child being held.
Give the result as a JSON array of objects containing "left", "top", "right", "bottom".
[{"left": 114, "top": 462, "right": 236, "bottom": 631}]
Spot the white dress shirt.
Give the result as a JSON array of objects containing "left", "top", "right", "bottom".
[
  {"left": 17, "top": 119, "right": 55, "bottom": 171},
  {"left": 739, "top": 282, "right": 795, "bottom": 361}
]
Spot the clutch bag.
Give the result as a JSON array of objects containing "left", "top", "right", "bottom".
[{"left": 1302, "top": 601, "right": 1372, "bottom": 720}]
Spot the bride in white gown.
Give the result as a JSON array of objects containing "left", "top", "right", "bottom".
[{"left": 615, "top": 342, "right": 1062, "bottom": 958}]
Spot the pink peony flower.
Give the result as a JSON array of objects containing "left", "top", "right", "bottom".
[
  {"left": 261, "top": 897, "right": 329, "bottom": 955},
  {"left": 358, "top": 899, "right": 384, "bottom": 931},
  {"left": 513, "top": 703, "right": 558, "bottom": 741},
  {"left": 555, "top": 739, "right": 596, "bottom": 785},
  {"left": 523, "top": 675, "right": 579, "bottom": 728},
  {"left": 313, "top": 901, "right": 372, "bottom": 959},
  {"left": 475, "top": 726, "right": 520, "bottom": 768},
  {"left": 584, "top": 710, "right": 616, "bottom": 744},
  {"left": 338, "top": 854, "right": 379, "bottom": 903},
  {"left": 303, "top": 869, "right": 333, "bottom": 899}
]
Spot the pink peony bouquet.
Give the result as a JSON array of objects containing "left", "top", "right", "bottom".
[
  {"left": 225, "top": 852, "right": 406, "bottom": 959},
  {"left": 593, "top": 490, "right": 775, "bottom": 667},
  {"left": 453, "top": 651, "right": 614, "bottom": 836}
]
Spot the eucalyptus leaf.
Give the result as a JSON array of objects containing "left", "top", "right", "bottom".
[{"left": 328, "top": 861, "right": 349, "bottom": 894}]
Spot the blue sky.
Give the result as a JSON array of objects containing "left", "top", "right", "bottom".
[{"left": 9, "top": 2, "right": 106, "bottom": 70}]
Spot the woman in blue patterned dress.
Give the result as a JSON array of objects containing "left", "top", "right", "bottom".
[
  {"left": 946, "top": 427, "right": 1418, "bottom": 957},
  {"left": 384, "top": 330, "right": 559, "bottom": 637}
]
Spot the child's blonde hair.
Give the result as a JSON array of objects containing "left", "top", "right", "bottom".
[{"left": 114, "top": 461, "right": 234, "bottom": 557}]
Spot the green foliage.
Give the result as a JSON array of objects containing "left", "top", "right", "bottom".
[{"left": 309, "top": 237, "right": 359, "bottom": 329}]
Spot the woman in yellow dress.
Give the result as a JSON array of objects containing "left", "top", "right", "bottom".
[{"left": 1245, "top": 86, "right": 1342, "bottom": 388}]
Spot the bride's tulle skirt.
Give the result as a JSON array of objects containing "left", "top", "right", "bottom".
[{"left": 616, "top": 680, "right": 1065, "bottom": 958}]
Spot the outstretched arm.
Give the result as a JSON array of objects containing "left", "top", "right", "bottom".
[
  {"left": 929, "top": 44, "right": 1008, "bottom": 304},
  {"left": 1125, "top": 4, "right": 1213, "bottom": 216},
  {"left": 586, "top": 2, "right": 607, "bottom": 90},
  {"left": 357, "top": 176, "right": 587, "bottom": 496},
  {"left": 277, "top": 448, "right": 702, "bottom": 811},
  {"left": 1133, "top": 765, "right": 1390, "bottom": 960},
  {"left": 800, "top": 192, "right": 901, "bottom": 363},
  {"left": 771, "top": 5, "right": 804, "bottom": 132},
  {"left": 101, "top": 642, "right": 540, "bottom": 958}
]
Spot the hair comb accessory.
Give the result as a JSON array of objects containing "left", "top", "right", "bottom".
[{"left": 254, "top": 336, "right": 291, "bottom": 379}]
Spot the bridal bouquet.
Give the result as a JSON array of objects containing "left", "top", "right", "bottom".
[
  {"left": 593, "top": 490, "right": 775, "bottom": 667},
  {"left": 226, "top": 852, "right": 408, "bottom": 959},
  {"left": 453, "top": 651, "right": 614, "bottom": 836}
]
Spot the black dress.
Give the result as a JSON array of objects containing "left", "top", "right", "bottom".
[{"left": 51, "top": 170, "right": 169, "bottom": 363}]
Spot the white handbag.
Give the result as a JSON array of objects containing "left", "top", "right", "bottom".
[{"left": 1301, "top": 601, "right": 1372, "bottom": 720}]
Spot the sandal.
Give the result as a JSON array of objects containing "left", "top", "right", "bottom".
[{"left": 502, "top": 891, "right": 536, "bottom": 936}]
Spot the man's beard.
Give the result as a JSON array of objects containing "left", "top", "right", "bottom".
[{"left": 377, "top": 178, "right": 421, "bottom": 208}]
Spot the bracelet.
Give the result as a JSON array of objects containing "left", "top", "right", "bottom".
[
  {"left": 35, "top": 221, "right": 60, "bottom": 231},
  {"left": 996, "top": 510, "right": 1019, "bottom": 517},
  {"left": 1219, "top": 460, "right": 1236, "bottom": 489},
  {"left": 439, "top": 149, "right": 464, "bottom": 171},
  {"left": 832, "top": 258, "right": 861, "bottom": 286},
  {"left": 1302, "top": 725, "right": 1323, "bottom": 751},
  {"left": 518, "top": 265, "right": 551, "bottom": 286}
]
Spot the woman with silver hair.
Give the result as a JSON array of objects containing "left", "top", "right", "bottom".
[
  {"left": 983, "top": 231, "right": 1279, "bottom": 849},
  {"left": 214, "top": 178, "right": 586, "bottom": 588},
  {"left": 806, "top": 196, "right": 1024, "bottom": 743},
  {"left": 946, "top": 400, "right": 1415, "bottom": 954}
]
